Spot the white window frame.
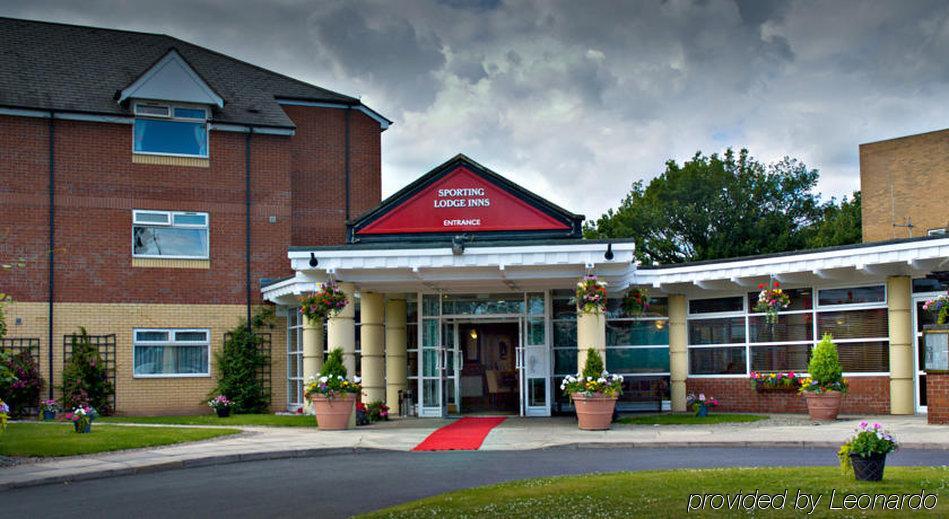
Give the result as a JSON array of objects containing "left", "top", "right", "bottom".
[
  {"left": 133, "top": 328, "right": 211, "bottom": 378},
  {"left": 132, "top": 102, "right": 210, "bottom": 158},
  {"left": 132, "top": 209, "right": 210, "bottom": 259},
  {"left": 287, "top": 310, "right": 305, "bottom": 410},
  {"left": 686, "top": 284, "right": 891, "bottom": 378}
]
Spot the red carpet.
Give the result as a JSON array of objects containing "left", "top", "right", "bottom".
[{"left": 412, "top": 417, "right": 507, "bottom": 451}]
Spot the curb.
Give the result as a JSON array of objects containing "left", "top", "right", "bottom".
[
  {"left": 3, "top": 441, "right": 947, "bottom": 492},
  {"left": 0, "top": 447, "right": 384, "bottom": 492}
]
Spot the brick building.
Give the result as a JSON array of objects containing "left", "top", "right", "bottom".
[
  {"left": 0, "top": 18, "right": 387, "bottom": 414},
  {"left": 860, "top": 128, "right": 949, "bottom": 242}
]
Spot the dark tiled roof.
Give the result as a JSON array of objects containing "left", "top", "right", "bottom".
[{"left": 0, "top": 17, "right": 380, "bottom": 129}]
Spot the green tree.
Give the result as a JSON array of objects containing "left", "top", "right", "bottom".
[
  {"left": 807, "top": 192, "right": 861, "bottom": 248},
  {"left": 581, "top": 348, "right": 605, "bottom": 379},
  {"left": 585, "top": 149, "right": 860, "bottom": 264},
  {"left": 210, "top": 307, "right": 274, "bottom": 413},
  {"left": 60, "top": 328, "right": 115, "bottom": 414}
]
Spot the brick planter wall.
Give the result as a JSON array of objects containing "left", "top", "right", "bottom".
[
  {"left": 686, "top": 377, "right": 890, "bottom": 415},
  {"left": 927, "top": 372, "right": 949, "bottom": 425}
]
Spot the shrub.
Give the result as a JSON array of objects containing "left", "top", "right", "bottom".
[
  {"left": 321, "top": 347, "right": 347, "bottom": 379},
  {"left": 304, "top": 348, "right": 362, "bottom": 398},
  {"left": 582, "top": 348, "right": 605, "bottom": 379},
  {"left": 0, "top": 350, "right": 43, "bottom": 417},
  {"left": 60, "top": 328, "right": 115, "bottom": 414},
  {"left": 209, "top": 308, "right": 273, "bottom": 414},
  {"left": 801, "top": 334, "right": 847, "bottom": 393},
  {"left": 561, "top": 348, "right": 623, "bottom": 398}
]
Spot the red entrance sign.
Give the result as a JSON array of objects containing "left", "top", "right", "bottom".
[{"left": 356, "top": 167, "right": 570, "bottom": 235}]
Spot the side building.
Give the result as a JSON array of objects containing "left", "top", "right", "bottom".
[
  {"left": 0, "top": 17, "right": 387, "bottom": 415},
  {"left": 860, "top": 128, "right": 948, "bottom": 242}
]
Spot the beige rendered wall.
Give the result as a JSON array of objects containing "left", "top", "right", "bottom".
[
  {"left": 3, "top": 302, "right": 287, "bottom": 415},
  {"left": 860, "top": 128, "right": 949, "bottom": 242}
]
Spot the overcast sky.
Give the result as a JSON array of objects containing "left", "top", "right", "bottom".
[{"left": 2, "top": 0, "right": 947, "bottom": 217}]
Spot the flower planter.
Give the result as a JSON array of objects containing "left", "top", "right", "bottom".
[
  {"left": 695, "top": 404, "right": 709, "bottom": 417},
  {"left": 215, "top": 407, "right": 231, "bottom": 418},
  {"left": 572, "top": 393, "right": 617, "bottom": 430},
  {"left": 311, "top": 393, "right": 357, "bottom": 430},
  {"left": 851, "top": 453, "right": 887, "bottom": 481},
  {"left": 73, "top": 422, "right": 92, "bottom": 433},
  {"left": 42, "top": 410, "right": 56, "bottom": 421},
  {"left": 804, "top": 390, "right": 843, "bottom": 420}
]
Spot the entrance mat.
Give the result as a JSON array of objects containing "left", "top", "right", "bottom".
[{"left": 412, "top": 417, "right": 507, "bottom": 451}]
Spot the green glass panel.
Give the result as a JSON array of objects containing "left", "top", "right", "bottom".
[
  {"left": 528, "top": 319, "right": 545, "bottom": 346},
  {"left": 554, "top": 349, "right": 577, "bottom": 375},
  {"left": 422, "top": 319, "right": 439, "bottom": 348},
  {"left": 606, "top": 320, "right": 669, "bottom": 346},
  {"left": 528, "top": 293, "right": 545, "bottom": 315},
  {"left": 529, "top": 378, "right": 546, "bottom": 406},
  {"left": 422, "top": 294, "right": 440, "bottom": 316},
  {"left": 422, "top": 350, "right": 438, "bottom": 376},
  {"left": 423, "top": 379, "right": 439, "bottom": 405},
  {"left": 606, "top": 347, "right": 670, "bottom": 373},
  {"left": 553, "top": 321, "right": 577, "bottom": 348},
  {"left": 442, "top": 294, "right": 525, "bottom": 315}
]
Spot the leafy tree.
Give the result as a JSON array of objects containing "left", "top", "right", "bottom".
[
  {"left": 585, "top": 149, "right": 860, "bottom": 264},
  {"left": 210, "top": 307, "right": 274, "bottom": 413},
  {"left": 320, "top": 348, "right": 347, "bottom": 378},
  {"left": 60, "top": 328, "right": 115, "bottom": 414},
  {"left": 807, "top": 192, "right": 861, "bottom": 248}
]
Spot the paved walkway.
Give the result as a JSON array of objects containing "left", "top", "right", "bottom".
[{"left": 1, "top": 414, "right": 945, "bottom": 490}]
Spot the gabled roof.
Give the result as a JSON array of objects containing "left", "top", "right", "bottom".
[
  {"left": 348, "top": 154, "right": 585, "bottom": 242},
  {"left": 118, "top": 49, "right": 224, "bottom": 107},
  {"left": 0, "top": 17, "right": 387, "bottom": 130}
]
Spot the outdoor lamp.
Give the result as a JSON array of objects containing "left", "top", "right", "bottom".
[
  {"left": 309, "top": 253, "right": 318, "bottom": 267},
  {"left": 604, "top": 242, "right": 614, "bottom": 260}
]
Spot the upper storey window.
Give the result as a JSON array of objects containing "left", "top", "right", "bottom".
[{"left": 133, "top": 103, "right": 209, "bottom": 157}]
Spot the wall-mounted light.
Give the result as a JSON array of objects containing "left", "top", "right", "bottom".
[
  {"left": 452, "top": 235, "right": 466, "bottom": 255},
  {"left": 308, "top": 253, "right": 318, "bottom": 267},
  {"left": 469, "top": 329, "right": 478, "bottom": 339},
  {"left": 655, "top": 320, "right": 665, "bottom": 331}
]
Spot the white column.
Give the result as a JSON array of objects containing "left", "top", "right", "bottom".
[
  {"left": 887, "top": 276, "right": 915, "bottom": 414},
  {"left": 302, "top": 314, "right": 324, "bottom": 380},
  {"left": 359, "top": 292, "right": 386, "bottom": 403},
  {"left": 385, "top": 298, "right": 408, "bottom": 414},
  {"left": 577, "top": 311, "right": 606, "bottom": 372},
  {"left": 327, "top": 282, "right": 357, "bottom": 377},
  {"left": 668, "top": 294, "right": 688, "bottom": 413}
]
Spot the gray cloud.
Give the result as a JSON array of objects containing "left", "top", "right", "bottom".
[{"left": 1, "top": 0, "right": 947, "bottom": 217}]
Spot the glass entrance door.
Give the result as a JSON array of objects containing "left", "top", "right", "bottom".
[
  {"left": 418, "top": 295, "right": 444, "bottom": 417},
  {"left": 913, "top": 294, "right": 936, "bottom": 413}
]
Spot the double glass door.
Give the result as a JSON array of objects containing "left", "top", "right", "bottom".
[{"left": 417, "top": 293, "right": 551, "bottom": 417}]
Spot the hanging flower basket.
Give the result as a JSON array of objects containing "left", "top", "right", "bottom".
[
  {"left": 576, "top": 274, "right": 608, "bottom": 314},
  {"left": 299, "top": 281, "right": 349, "bottom": 322},
  {"left": 754, "top": 281, "right": 790, "bottom": 325},
  {"left": 923, "top": 292, "right": 949, "bottom": 325},
  {"left": 622, "top": 287, "right": 649, "bottom": 317}
]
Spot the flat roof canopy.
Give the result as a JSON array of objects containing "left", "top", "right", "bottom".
[{"left": 263, "top": 236, "right": 949, "bottom": 304}]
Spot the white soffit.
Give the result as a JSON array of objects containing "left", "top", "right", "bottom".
[{"left": 119, "top": 49, "right": 224, "bottom": 107}]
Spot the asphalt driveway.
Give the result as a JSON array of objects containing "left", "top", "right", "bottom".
[{"left": 3, "top": 446, "right": 947, "bottom": 518}]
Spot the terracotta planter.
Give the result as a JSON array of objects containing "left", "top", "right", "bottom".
[
  {"left": 572, "top": 393, "right": 617, "bottom": 430},
  {"left": 310, "top": 393, "right": 356, "bottom": 430},
  {"left": 803, "top": 390, "right": 843, "bottom": 420}
]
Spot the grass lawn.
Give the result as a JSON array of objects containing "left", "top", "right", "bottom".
[
  {"left": 98, "top": 413, "right": 315, "bottom": 427},
  {"left": 0, "top": 422, "right": 240, "bottom": 457},
  {"left": 618, "top": 413, "right": 768, "bottom": 425},
  {"left": 361, "top": 467, "right": 948, "bottom": 518}
]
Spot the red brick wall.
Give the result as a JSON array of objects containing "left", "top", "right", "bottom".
[
  {"left": 927, "top": 372, "right": 949, "bottom": 424},
  {"left": 284, "top": 106, "right": 381, "bottom": 246},
  {"left": 0, "top": 106, "right": 380, "bottom": 305},
  {"left": 687, "top": 376, "right": 890, "bottom": 415}
]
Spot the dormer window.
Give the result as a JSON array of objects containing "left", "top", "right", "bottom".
[{"left": 133, "top": 102, "right": 209, "bottom": 158}]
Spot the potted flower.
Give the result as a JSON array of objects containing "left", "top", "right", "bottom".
[
  {"left": 367, "top": 401, "right": 389, "bottom": 422},
  {"left": 687, "top": 393, "right": 719, "bottom": 417},
  {"left": 576, "top": 274, "right": 608, "bottom": 314},
  {"left": 838, "top": 421, "right": 898, "bottom": 481},
  {"left": 65, "top": 405, "right": 97, "bottom": 433},
  {"left": 754, "top": 280, "right": 790, "bottom": 325},
  {"left": 0, "top": 399, "right": 8, "bottom": 432},
  {"left": 41, "top": 399, "right": 60, "bottom": 420},
  {"left": 298, "top": 281, "right": 349, "bottom": 322},
  {"left": 622, "top": 287, "right": 650, "bottom": 317},
  {"left": 560, "top": 348, "right": 623, "bottom": 430},
  {"left": 304, "top": 348, "right": 362, "bottom": 430},
  {"left": 922, "top": 291, "right": 948, "bottom": 325},
  {"left": 750, "top": 371, "right": 803, "bottom": 393},
  {"left": 800, "top": 334, "right": 848, "bottom": 420},
  {"left": 208, "top": 395, "right": 233, "bottom": 418}
]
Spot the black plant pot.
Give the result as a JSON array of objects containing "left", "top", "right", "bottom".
[
  {"left": 851, "top": 453, "right": 887, "bottom": 481},
  {"left": 215, "top": 407, "right": 231, "bottom": 418}
]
